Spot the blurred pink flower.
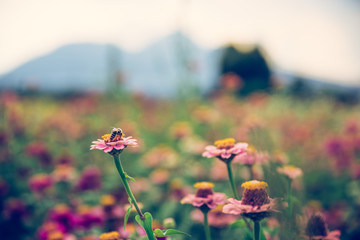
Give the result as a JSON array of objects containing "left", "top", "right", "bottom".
[
  {"left": 52, "top": 164, "right": 77, "bottom": 182},
  {"left": 25, "top": 142, "right": 52, "bottom": 166},
  {"left": 29, "top": 173, "right": 53, "bottom": 194},
  {"left": 305, "top": 213, "right": 341, "bottom": 240},
  {"left": 38, "top": 221, "right": 66, "bottom": 240},
  {"left": 142, "top": 145, "right": 179, "bottom": 168},
  {"left": 277, "top": 165, "right": 303, "bottom": 180},
  {"left": 202, "top": 138, "right": 248, "bottom": 162},
  {"left": 181, "top": 182, "right": 226, "bottom": 210},
  {"left": 90, "top": 131, "right": 137, "bottom": 155},
  {"left": 49, "top": 204, "right": 75, "bottom": 233},
  {"left": 233, "top": 145, "right": 269, "bottom": 165},
  {"left": 76, "top": 166, "right": 102, "bottom": 191},
  {"left": 74, "top": 205, "right": 103, "bottom": 230},
  {"left": 191, "top": 205, "right": 237, "bottom": 228}
]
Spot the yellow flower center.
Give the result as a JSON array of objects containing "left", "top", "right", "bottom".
[
  {"left": 99, "top": 231, "right": 120, "bottom": 240},
  {"left": 194, "top": 182, "right": 214, "bottom": 198},
  {"left": 102, "top": 134, "right": 111, "bottom": 141},
  {"left": 214, "top": 138, "right": 235, "bottom": 148},
  {"left": 102, "top": 132, "right": 125, "bottom": 142},
  {"left": 194, "top": 182, "right": 214, "bottom": 189},
  {"left": 282, "top": 165, "right": 298, "bottom": 171},
  {"left": 100, "top": 195, "right": 116, "bottom": 206},
  {"left": 241, "top": 180, "right": 268, "bottom": 190}
]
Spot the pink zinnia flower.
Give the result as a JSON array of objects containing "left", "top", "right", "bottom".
[
  {"left": 277, "top": 165, "right": 303, "bottom": 180},
  {"left": 202, "top": 138, "right": 248, "bottom": 162},
  {"left": 233, "top": 145, "right": 269, "bottom": 165},
  {"left": 223, "top": 180, "right": 279, "bottom": 222},
  {"left": 90, "top": 129, "right": 137, "bottom": 155},
  {"left": 305, "top": 213, "right": 341, "bottom": 240},
  {"left": 181, "top": 182, "right": 226, "bottom": 210}
]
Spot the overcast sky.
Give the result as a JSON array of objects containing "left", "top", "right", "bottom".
[{"left": 1, "top": 0, "right": 359, "bottom": 85}]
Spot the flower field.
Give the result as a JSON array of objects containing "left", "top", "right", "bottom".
[{"left": 0, "top": 91, "right": 359, "bottom": 240}]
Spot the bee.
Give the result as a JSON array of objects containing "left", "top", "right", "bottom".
[{"left": 110, "top": 128, "right": 123, "bottom": 141}]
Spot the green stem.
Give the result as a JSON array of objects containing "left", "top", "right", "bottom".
[
  {"left": 203, "top": 211, "right": 212, "bottom": 240},
  {"left": 253, "top": 221, "right": 260, "bottom": 240},
  {"left": 248, "top": 164, "right": 254, "bottom": 180},
  {"left": 226, "top": 162, "right": 239, "bottom": 199},
  {"left": 113, "top": 155, "right": 144, "bottom": 220},
  {"left": 287, "top": 178, "right": 293, "bottom": 219}
]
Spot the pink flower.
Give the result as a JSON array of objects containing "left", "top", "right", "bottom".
[
  {"left": 223, "top": 198, "right": 277, "bottom": 215},
  {"left": 305, "top": 213, "right": 341, "bottom": 240},
  {"left": 223, "top": 180, "right": 279, "bottom": 222},
  {"left": 202, "top": 138, "right": 248, "bottom": 162},
  {"left": 233, "top": 145, "right": 269, "bottom": 165},
  {"left": 277, "top": 165, "right": 303, "bottom": 180},
  {"left": 29, "top": 173, "right": 53, "bottom": 194},
  {"left": 191, "top": 205, "right": 237, "bottom": 228},
  {"left": 181, "top": 182, "right": 226, "bottom": 210},
  {"left": 90, "top": 129, "right": 137, "bottom": 155}
]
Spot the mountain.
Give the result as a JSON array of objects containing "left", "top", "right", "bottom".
[
  {"left": 0, "top": 32, "right": 223, "bottom": 97},
  {"left": 0, "top": 43, "right": 110, "bottom": 92}
]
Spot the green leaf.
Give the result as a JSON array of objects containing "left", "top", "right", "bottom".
[
  {"left": 143, "top": 212, "right": 155, "bottom": 239},
  {"left": 124, "top": 198, "right": 133, "bottom": 230},
  {"left": 135, "top": 213, "right": 156, "bottom": 240},
  {"left": 230, "top": 219, "right": 247, "bottom": 229},
  {"left": 125, "top": 172, "right": 136, "bottom": 183},
  {"left": 135, "top": 215, "right": 144, "bottom": 228},
  {"left": 163, "top": 229, "right": 191, "bottom": 237},
  {"left": 154, "top": 229, "right": 165, "bottom": 237}
]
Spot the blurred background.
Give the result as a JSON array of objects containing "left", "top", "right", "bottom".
[
  {"left": 0, "top": 0, "right": 359, "bottom": 100},
  {"left": 0, "top": 1, "right": 360, "bottom": 240}
]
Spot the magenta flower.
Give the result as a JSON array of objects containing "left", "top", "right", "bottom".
[
  {"left": 202, "top": 138, "right": 248, "bottom": 162},
  {"left": 90, "top": 130, "right": 137, "bottom": 155},
  {"left": 29, "top": 173, "right": 53, "bottom": 194},
  {"left": 180, "top": 182, "right": 226, "bottom": 210},
  {"left": 223, "top": 180, "right": 279, "bottom": 222}
]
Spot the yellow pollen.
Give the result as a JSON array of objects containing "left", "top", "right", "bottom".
[
  {"left": 99, "top": 231, "right": 120, "bottom": 240},
  {"left": 241, "top": 180, "right": 268, "bottom": 190},
  {"left": 102, "top": 134, "right": 111, "bottom": 140},
  {"left": 214, "top": 138, "right": 235, "bottom": 148},
  {"left": 194, "top": 182, "right": 214, "bottom": 189},
  {"left": 100, "top": 195, "right": 116, "bottom": 206}
]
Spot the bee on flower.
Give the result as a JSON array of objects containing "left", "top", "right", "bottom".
[{"left": 90, "top": 128, "right": 137, "bottom": 155}]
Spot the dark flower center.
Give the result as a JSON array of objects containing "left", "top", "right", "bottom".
[
  {"left": 306, "top": 214, "right": 328, "bottom": 237},
  {"left": 195, "top": 188, "right": 214, "bottom": 198},
  {"left": 241, "top": 188, "right": 270, "bottom": 206}
]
